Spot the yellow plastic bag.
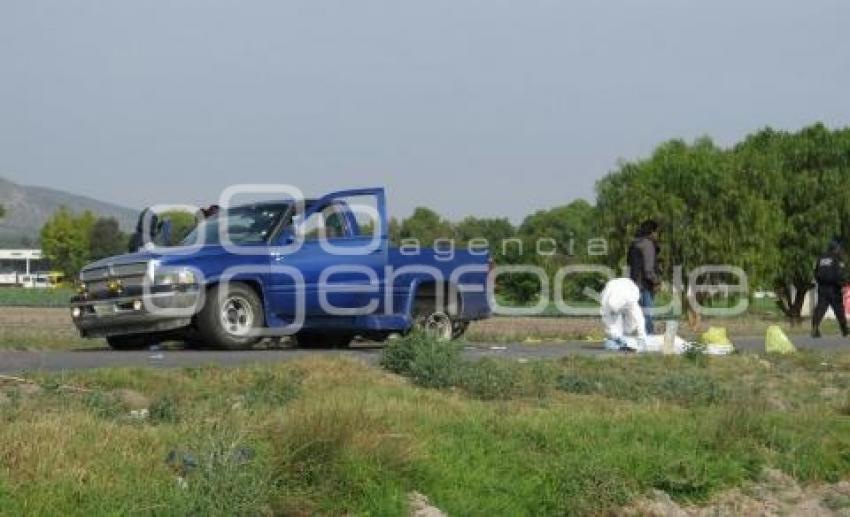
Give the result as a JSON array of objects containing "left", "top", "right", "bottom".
[
  {"left": 700, "top": 326, "right": 735, "bottom": 355},
  {"left": 701, "top": 326, "right": 732, "bottom": 346},
  {"left": 765, "top": 325, "right": 796, "bottom": 354}
]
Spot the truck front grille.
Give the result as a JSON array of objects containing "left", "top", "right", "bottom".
[{"left": 80, "top": 262, "right": 149, "bottom": 299}]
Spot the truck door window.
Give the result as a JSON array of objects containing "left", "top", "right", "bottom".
[
  {"left": 300, "top": 204, "right": 349, "bottom": 240},
  {"left": 297, "top": 194, "right": 381, "bottom": 241}
]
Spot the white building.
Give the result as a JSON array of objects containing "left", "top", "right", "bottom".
[{"left": 0, "top": 249, "right": 46, "bottom": 285}]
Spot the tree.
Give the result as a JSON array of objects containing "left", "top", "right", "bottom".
[
  {"left": 734, "top": 124, "right": 850, "bottom": 321},
  {"left": 517, "top": 200, "right": 603, "bottom": 301},
  {"left": 455, "top": 216, "right": 515, "bottom": 247},
  {"left": 398, "top": 207, "right": 455, "bottom": 246},
  {"left": 596, "top": 137, "right": 785, "bottom": 327},
  {"left": 388, "top": 217, "right": 401, "bottom": 244},
  {"left": 40, "top": 208, "right": 96, "bottom": 279},
  {"left": 0, "top": 204, "right": 5, "bottom": 219},
  {"left": 89, "top": 217, "right": 128, "bottom": 260}
]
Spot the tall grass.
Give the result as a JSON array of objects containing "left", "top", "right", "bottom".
[{"left": 0, "top": 345, "right": 848, "bottom": 515}]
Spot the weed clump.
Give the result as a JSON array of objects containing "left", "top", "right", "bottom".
[
  {"left": 381, "top": 332, "right": 461, "bottom": 389},
  {"left": 382, "top": 333, "right": 558, "bottom": 400},
  {"left": 149, "top": 395, "right": 180, "bottom": 424},
  {"left": 555, "top": 368, "right": 728, "bottom": 407},
  {"left": 83, "top": 390, "right": 125, "bottom": 419},
  {"left": 458, "top": 358, "right": 521, "bottom": 400},
  {"left": 243, "top": 369, "right": 304, "bottom": 407}
]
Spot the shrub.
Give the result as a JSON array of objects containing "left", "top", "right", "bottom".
[
  {"left": 380, "top": 335, "right": 420, "bottom": 375},
  {"left": 381, "top": 333, "right": 461, "bottom": 389}
]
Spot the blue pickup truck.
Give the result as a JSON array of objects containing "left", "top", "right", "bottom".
[{"left": 70, "top": 188, "right": 492, "bottom": 349}]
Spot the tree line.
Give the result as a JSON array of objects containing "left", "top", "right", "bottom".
[
  {"left": 391, "top": 123, "right": 850, "bottom": 319},
  {"left": 28, "top": 122, "right": 850, "bottom": 321}
]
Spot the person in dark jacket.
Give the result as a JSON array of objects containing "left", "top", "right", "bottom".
[
  {"left": 627, "top": 219, "right": 661, "bottom": 335},
  {"left": 127, "top": 208, "right": 161, "bottom": 253},
  {"left": 812, "top": 239, "right": 848, "bottom": 338}
]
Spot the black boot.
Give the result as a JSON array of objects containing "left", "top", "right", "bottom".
[
  {"left": 812, "top": 327, "right": 822, "bottom": 338},
  {"left": 842, "top": 326, "right": 849, "bottom": 337}
]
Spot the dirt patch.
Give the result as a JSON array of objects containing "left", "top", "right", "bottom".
[
  {"left": 0, "top": 307, "right": 73, "bottom": 328},
  {"left": 408, "top": 492, "right": 447, "bottom": 517},
  {"left": 624, "top": 469, "right": 850, "bottom": 516},
  {"left": 467, "top": 317, "right": 602, "bottom": 342},
  {"left": 0, "top": 307, "right": 98, "bottom": 350}
]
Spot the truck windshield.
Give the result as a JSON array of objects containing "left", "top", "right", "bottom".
[{"left": 181, "top": 204, "right": 289, "bottom": 246}]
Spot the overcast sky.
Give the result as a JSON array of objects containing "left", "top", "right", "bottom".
[{"left": 1, "top": 0, "right": 849, "bottom": 222}]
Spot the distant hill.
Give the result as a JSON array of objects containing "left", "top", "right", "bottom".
[{"left": 0, "top": 176, "right": 138, "bottom": 247}]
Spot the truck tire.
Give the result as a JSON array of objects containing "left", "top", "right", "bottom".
[
  {"left": 295, "top": 332, "right": 352, "bottom": 348},
  {"left": 197, "top": 283, "right": 264, "bottom": 350},
  {"left": 413, "top": 299, "right": 455, "bottom": 341},
  {"left": 106, "top": 334, "right": 153, "bottom": 350},
  {"left": 452, "top": 320, "right": 470, "bottom": 340}
]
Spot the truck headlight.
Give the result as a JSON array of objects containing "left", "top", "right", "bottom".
[{"left": 153, "top": 267, "right": 197, "bottom": 286}]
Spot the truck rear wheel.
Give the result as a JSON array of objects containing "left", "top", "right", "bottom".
[
  {"left": 106, "top": 334, "right": 153, "bottom": 350},
  {"left": 197, "top": 283, "right": 264, "bottom": 350},
  {"left": 413, "top": 298, "right": 457, "bottom": 341},
  {"left": 452, "top": 320, "right": 470, "bottom": 340}
]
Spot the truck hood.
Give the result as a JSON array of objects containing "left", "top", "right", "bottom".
[{"left": 81, "top": 245, "right": 233, "bottom": 272}]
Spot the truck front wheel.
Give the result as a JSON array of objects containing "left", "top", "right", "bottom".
[{"left": 197, "top": 283, "right": 264, "bottom": 350}]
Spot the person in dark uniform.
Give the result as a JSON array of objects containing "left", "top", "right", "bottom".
[
  {"left": 128, "top": 208, "right": 156, "bottom": 253},
  {"left": 627, "top": 219, "right": 661, "bottom": 335},
  {"left": 812, "top": 239, "right": 849, "bottom": 338}
]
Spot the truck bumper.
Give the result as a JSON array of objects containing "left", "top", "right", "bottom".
[{"left": 70, "top": 289, "right": 201, "bottom": 338}]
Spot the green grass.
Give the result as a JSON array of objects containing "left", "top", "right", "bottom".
[
  {"left": 0, "top": 327, "right": 98, "bottom": 350},
  {"left": 0, "top": 287, "right": 75, "bottom": 307},
  {"left": 2, "top": 337, "right": 849, "bottom": 515}
]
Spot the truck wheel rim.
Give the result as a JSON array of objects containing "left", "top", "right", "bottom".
[
  {"left": 422, "top": 311, "right": 453, "bottom": 341},
  {"left": 220, "top": 296, "right": 254, "bottom": 336}
]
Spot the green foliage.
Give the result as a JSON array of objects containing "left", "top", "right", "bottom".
[
  {"left": 82, "top": 390, "right": 125, "bottom": 419},
  {"left": 40, "top": 207, "right": 96, "bottom": 279},
  {"left": 595, "top": 123, "right": 850, "bottom": 319},
  {"left": 397, "top": 207, "right": 455, "bottom": 247},
  {"left": 88, "top": 217, "right": 128, "bottom": 260},
  {"left": 555, "top": 363, "right": 728, "bottom": 407},
  {"left": 0, "top": 204, "right": 5, "bottom": 219},
  {"left": 149, "top": 395, "right": 180, "bottom": 424},
  {"left": 381, "top": 332, "right": 461, "bottom": 388},
  {"left": 734, "top": 124, "right": 850, "bottom": 317},
  {"left": 457, "top": 358, "right": 522, "bottom": 400},
  {"left": 0, "top": 287, "right": 75, "bottom": 308},
  {"left": 519, "top": 199, "right": 605, "bottom": 301},
  {"left": 596, "top": 137, "right": 784, "bottom": 288},
  {"left": 3, "top": 353, "right": 850, "bottom": 515},
  {"left": 242, "top": 369, "right": 303, "bottom": 407},
  {"left": 454, "top": 216, "right": 515, "bottom": 246}
]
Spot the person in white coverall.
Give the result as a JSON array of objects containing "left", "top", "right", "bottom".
[{"left": 600, "top": 278, "right": 648, "bottom": 351}]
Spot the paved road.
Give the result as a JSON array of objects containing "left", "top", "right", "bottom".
[{"left": 0, "top": 335, "right": 847, "bottom": 374}]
